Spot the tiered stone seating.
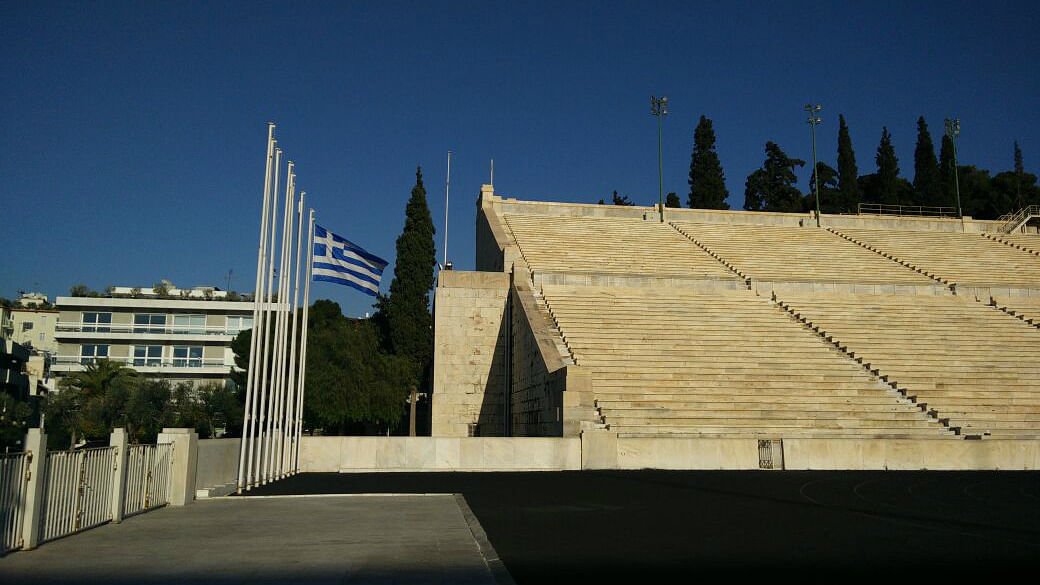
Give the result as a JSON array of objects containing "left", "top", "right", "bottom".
[
  {"left": 996, "top": 234, "right": 1040, "bottom": 256},
  {"left": 778, "top": 294, "right": 1040, "bottom": 439},
  {"left": 671, "top": 222, "right": 934, "bottom": 285},
  {"left": 541, "top": 285, "right": 952, "bottom": 439},
  {"left": 832, "top": 228, "right": 1040, "bottom": 288},
  {"left": 503, "top": 214, "right": 733, "bottom": 279},
  {"left": 992, "top": 296, "right": 1040, "bottom": 327}
]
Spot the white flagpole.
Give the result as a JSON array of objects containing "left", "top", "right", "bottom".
[
  {"left": 237, "top": 122, "right": 274, "bottom": 494},
  {"left": 267, "top": 167, "right": 294, "bottom": 481},
  {"left": 254, "top": 150, "right": 282, "bottom": 486},
  {"left": 283, "top": 190, "right": 305, "bottom": 475},
  {"left": 274, "top": 171, "right": 296, "bottom": 479},
  {"left": 292, "top": 209, "right": 315, "bottom": 473},
  {"left": 444, "top": 150, "right": 451, "bottom": 267}
]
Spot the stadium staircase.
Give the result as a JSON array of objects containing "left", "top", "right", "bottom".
[
  {"left": 984, "top": 233, "right": 1040, "bottom": 257},
  {"left": 990, "top": 296, "right": 1040, "bottom": 330}
]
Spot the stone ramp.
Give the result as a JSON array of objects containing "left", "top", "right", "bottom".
[{"left": 0, "top": 495, "right": 505, "bottom": 585}]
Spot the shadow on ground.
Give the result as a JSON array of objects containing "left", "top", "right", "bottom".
[{"left": 246, "top": 470, "right": 1040, "bottom": 584}]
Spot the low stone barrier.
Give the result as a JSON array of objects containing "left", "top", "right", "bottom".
[{"left": 195, "top": 438, "right": 241, "bottom": 497}]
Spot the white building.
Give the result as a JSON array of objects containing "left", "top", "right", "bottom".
[{"left": 53, "top": 285, "right": 254, "bottom": 386}]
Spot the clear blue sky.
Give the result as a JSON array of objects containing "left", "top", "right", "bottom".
[{"left": 2, "top": 1, "right": 1037, "bottom": 317}]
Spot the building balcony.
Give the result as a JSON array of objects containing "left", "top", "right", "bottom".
[
  {"left": 54, "top": 322, "right": 241, "bottom": 342},
  {"left": 50, "top": 356, "right": 234, "bottom": 376}
]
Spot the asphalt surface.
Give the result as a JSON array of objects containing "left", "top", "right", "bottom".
[
  {"left": 246, "top": 470, "right": 1040, "bottom": 584},
  {"left": 0, "top": 495, "right": 500, "bottom": 585}
]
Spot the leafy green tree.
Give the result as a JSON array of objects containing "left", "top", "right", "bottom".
[
  {"left": 687, "top": 115, "right": 729, "bottom": 209},
  {"left": 69, "top": 284, "right": 90, "bottom": 297},
  {"left": 912, "top": 117, "right": 941, "bottom": 207},
  {"left": 611, "top": 191, "right": 634, "bottom": 205},
  {"left": 665, "top": 192, "right": 680, "bottom": 208},
  {"left": 0, "top": 393, "right": 33, "bottom": 449},
  {"left": 939, "top": 134, "right": 957, "bottom": 209},
  {"left": 46, "top": 359, "right": 138, "bottom": 446},
  {"left": 743, "top": 141, "right": 805, "bottom": 212},
  {"left": 875, "top": 127, "right": 903, "bottom": 206},
  {"left": 808, "top": 162, "right": 844, "bottom": 213},
  {"left": 836, "top": 114, "right": 861, "bottom": 212},
  {"left": 383, "top": 167, "right": 436, "bottom": 373}
]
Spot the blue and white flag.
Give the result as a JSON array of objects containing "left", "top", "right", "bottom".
[{"left": 312, "top": 224, "right": 389, "bottom": 297}]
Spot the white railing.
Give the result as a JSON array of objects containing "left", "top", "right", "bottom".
[
  {"left": 1, "top": 452, "right": 29, "bottom": 553},
  {"left": 38, "top": 447, "right": 116, "bottom": 543},
  {"left": 857, "top": 203, "right": 959, "bottom": 218},
  {"left": 124, "top": 443, "right": 173, "bottom": 517},
  {"left": 55, "top": 322, "right": 248, "bottom": 336},
  {"left": 996, "top": 205, "right": 1040, "bottom": 234},
  {"left": 51, "top": 356, "right": 230, "bottom": 369}
]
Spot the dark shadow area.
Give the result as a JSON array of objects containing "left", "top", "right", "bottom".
[{"left": 246, "top": 470, "right": 1040, "bottom": 584}]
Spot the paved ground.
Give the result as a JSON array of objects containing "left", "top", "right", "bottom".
[
  {"left": 0, "top": 494, "right": 502, "bottom": 585},
  {"left": 246, "top": 470, "right": 1040, "bottom": 584}
]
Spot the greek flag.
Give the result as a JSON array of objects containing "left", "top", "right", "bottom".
[{"left": 312, "top": 224, "right": 389, "bottom": 297}]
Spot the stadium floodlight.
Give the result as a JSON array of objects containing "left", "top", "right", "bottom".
[
  {"left": 805, "top": 104, "right": 823, "bottom": 227},
  {"left": 944, "top": 118, "right": 963, "bottom": 218},
  {"left": 651, "top": 96, "right": 669, "bottom": 222}
]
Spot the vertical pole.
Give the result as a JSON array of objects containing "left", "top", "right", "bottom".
[
  {"left": 21, "top": 428, "right": 46, "bottom": 550},
  {"left": 292, "top": 210, "right": 315, "bottom": 473},
  {"left": 657, "top": 112, "right": 664, "bottom": 222},
  {"left": 283, "top": 190, "right": 305, "bottom": 476},
  {"left": 253, "top": 148, "right": 282, "bottom": 488},
  {"left": 952, "top": 134, "right": 962, "bottom": 219},
  {"left": 267, "top": 166, "right": 294, "bottom": 482},
  {"left": 811, "top": 120, "right": 821, "bottom": 227},
  {"left": 444, "top": 151, "right": 451, "bottom": 267},
  {"left": 238, "top": 122, "right": 274, "bottom": 494},
  {"left": 109, "top": 428, "right": 128, "bottom": 523}
]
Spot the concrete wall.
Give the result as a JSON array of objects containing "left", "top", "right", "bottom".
[
  {"left": 195, "top": 438, "right": 240, "bottom": 496},
  {"left": 299, "top": 436, "right": 581, "bottom": 472},
  {"left": 431, "top": 270, "right": 511, "bottom": 437},
  {"left": 783, "top": 438, "right": 1040, "bottom": 470},
  {"left": 509, "top": 278, "right": 568, "bottom": 436},
  {"left": 475, "top": 185, "right": 523, "bottom": 273}
]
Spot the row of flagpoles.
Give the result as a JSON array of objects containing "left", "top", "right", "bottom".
[{"left": 237, "top": 122, "right": 314, "bottom": 492}]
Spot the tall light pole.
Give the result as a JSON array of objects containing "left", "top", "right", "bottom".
[
  {"left": 805, "top": 104, "right": 823, "bottom": 227},
  {"left": 650, "top": 95, "right": 669, "bottom": 222},
  {"left": 945, "top": 118, "right": 962, "bottom": 218}
]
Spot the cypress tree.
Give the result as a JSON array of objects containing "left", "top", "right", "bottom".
[
  {"left": 687, "top": 115, "right": 730, "bottom": 209},
  {"left": 743, "top": 141, "right": 804, "bottom": 212},
  {"left": 875, "top": 127, "right": 902, "bottom": 206},
  {"left": 384, "top": 167, "right": 436, "bottom": 372},
  {"left": 912, "top": 116, "right": 941, "bottom": 207},
  {"left": 836, "top": 114, "right": 861, "bottom": 213},
  {"left": 939, "top": 134, "right": 957, "bottom": 209}
]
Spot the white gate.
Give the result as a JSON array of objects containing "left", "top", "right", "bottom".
[
  {"left": 38, "top": 447, "right": 116, "bottom": 542},
  {"left": 1, "top": 452, "right": 29, "bottom": 553},
  {"left": 123, "top": 443, "right": 173, "bottom": 517}
]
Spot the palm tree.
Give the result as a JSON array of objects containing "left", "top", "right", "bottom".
[{"left": 52, "top": 359, "right": 138, "bottom": 447}]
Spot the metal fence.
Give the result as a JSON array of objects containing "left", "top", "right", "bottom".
[
  {"left": 124, "top": 443, "right": 173, "bottom": 518},
  {"left": 857, "top": 203, "right": 959, "bottom": 218},
  {"left": 1, "top": 452, "right": 29, "bottom": 553},
  {"left": 38, "top": 447, "right": 117, "bottom": 543}
]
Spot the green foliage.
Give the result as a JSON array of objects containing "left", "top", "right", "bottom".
[
  {"left": 687, "top": 115, "right": 730, "bottom": 209},
  {"left": 384, "top": 167, "right": 436, "bottom": 376},
  {"left": 0, "top": 393, "right": 34, "bottom": 449},
  {"left": 69, "top": 284, "right": 90, "bottom": 297},
  {"left": 875, "top": 127, "right": 903, "bottom": 206},
  {"left": 836, "top": 114, "right": 861, "bottom": 212},
  {"left": 611, "top": 191, "right": 634, "bottom": 205},
  {"left": 303, "top": 303, "right": 414, "bottom": 434},
  {"left": 912, "top": 117, "right": 942, "bottom": 207},
  {"left": 665, "top": 192, "right": 681, "bottom": 208},
  {"left": 743, "top": 141, "right": 805, "bottom": 212},
  {"left": 808, "top": 162, "right": 845, "bottom": 213},
  {"left": 938, "top": 134, "right": 957, "bottom": 209}
]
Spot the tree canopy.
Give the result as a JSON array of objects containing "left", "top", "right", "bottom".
[
  {"left": 912, "top": 116, "right": 941, "bottom": 207},
  {"left": 743, "top": 141, "right": 805, "bottom": 212},
  {"left": 687, "top": 115, "right": 729, "bottom": 209}
]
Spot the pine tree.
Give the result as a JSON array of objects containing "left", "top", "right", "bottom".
[
  {"left": 665, "top": 192, "right": 681, "bottom": 208},
  {"left": 743, "top": 141, "right": 805, "bottom": 212},
  {"left": 809, "top": 162, "right": 843, "bottom": 213},
  {"left": 912, "top": 116, "right": 941, "bottom": 207},
  {"left": 1014, "top": 141, "right": 1024, "bottom": 209},
  {"left": 384, "top": 167, "right": 436, "bottom": 373},
  {"left": 611, "top": 191, "right": 634, "bottom": 205},
  {"left": 875, "top": 127, "right": 902, "bottom": 206},
  {"left": 687, "top": 115, "right": 730, "bottom": 209},
  {"left": 939, "top": 134, "right": 957, "bottom": 209},
  {"left": 836, "top": 114, "right": 861, "bottom": 213}
]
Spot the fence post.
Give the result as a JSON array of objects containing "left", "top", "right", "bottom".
[
  {"left": 109, "top": 428, "right": 129, "bottom": 523},
  {"left": 20, "top": 427, "right": 47, "bottom": 550},
  {"left": 157, "top": 428, "right": 198, "bottom": 506}
]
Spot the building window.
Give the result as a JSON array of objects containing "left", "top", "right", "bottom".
[
  {"left": 172, "top": 314, "right": 205, "bottom": 334},
  {"left": 134, "top": 313, "right": 167, "bottom": 333},
  {"left": 132, "top": 345, "right": 162, "bottom": 366},
  {"left": 226, "top": 316, "right": 254, "bottom": 334},
  {"left": 172, "top": 346, "right": 203, "bottom": 367},
  {"left": 80, "top": 344, "right": 109, "bottom": 365},
  {"left": 82, "top": 312, "right": 112, "bottom": 333},
  {"left": 22, "top": 322, "right": 33, "bottom": 332}
]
